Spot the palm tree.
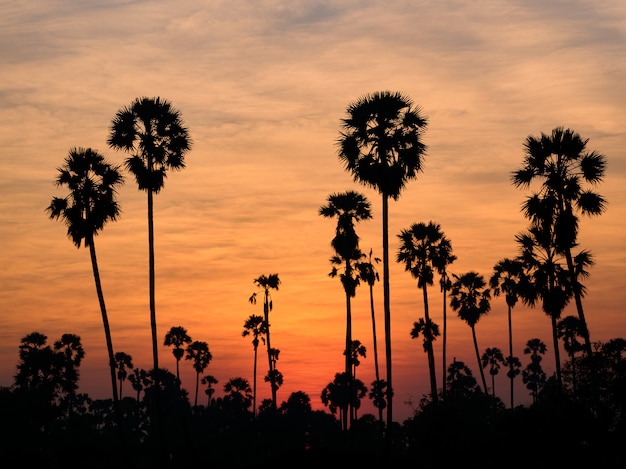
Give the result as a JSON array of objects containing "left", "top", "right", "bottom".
[
  {"left": 129, "top": 368, "right": 150, "bottom": 401},
  {"left": 46, "top": 147, "right": 123, "bottom": 410},
  {"left": 320, "top": 190, "right": 371, "bottom": 429},
  {"left": 356, "top": 249, "right": 382, "bottom": 414},
  {"left": 185, "top": 341, "right": 212, "bottom": 407},
  {"left": 523, "top": 338, "right": 547, "bottom": 403},
  {"left": 249, "top": 274, "right": 281, "bottom": 409},
  {"left": 108, "top": 97, "right": 191, "bottom": 403},
  {"left": 223, "top": 377, "right": 253, "bottom": 413},
  {"left": 397, "top": 221, "right": 451, "bottom": 403},
  {"left": 410, "top": 317, "right": 440, "bottom": 401},
  {"left": 164, "top": 326, "right": 192, "bottom": 382},
  {"left": 53, "top": 333, "right": 85, "bottom": 407},
  {"left": 114, "top": 352, "right": 133, "bottom": 399},
  {"left": 201, "top": 375, "right": 218, "bottom": 407},
  {"left": 504, "top": 355, "right": 522, "bottom": 405},
  {"left": 450, "top": 272, "right": 491, "bottom": 394},
  {"left": 242, "top": 314, "right": 266, "bottom": 417},
  {"left": 557, "top": 315, "right": 585, "bottom": 396},
  {"left": 338, "top": 91, "right": 428, "bottom": 433},
  {"left": 481, "top": 347, "right": 505, "bottom": 398},
  {"left": 512, "top": 127, "right": 607, "bottom": 358},
  {"left": 490, "top": 258, "right": 525, "bottom": 408}
]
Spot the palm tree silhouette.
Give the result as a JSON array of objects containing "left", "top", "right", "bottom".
[
  {"left": 320, "top": 190, "right": 371, "bottom": 429},
  {"left": 185, "top": 340, "right": 212, "bottom": 407},
  {"left": 523, "top": 338, "right": 547, "bottom": 403},
  {"left": 201, "top": 374, "right": 218, "bottom": 407},
  {"left": 46, "top": 147, "right": 123, "bottom": 409},
  {"left": 249, "top": 274, "right": 281, "bottom": 409},
  {"left": 512, "top": 127, "right": 607, "bottom": 358},
  {"left": 114, "top": 351, "right": 133, "bottom": 399},
  {"left": 129, "top": 368, "right": 150, "bottom": 401},
  {"left": 242, "top": 314, "right": 266, "bottom": 417},
  {"left": 108, "top": 97, "right": 191, "bottom": 404},
  {"left": 356, "top": 249, "right": 382, "bottom": 420},
  {"left": 557, "top": 315, "right": 585, "bottom": 396},
  {"left": 164, "top": 326, "right": 192, "bottom": 383},
  {"left": 481, "top": 347, "right": 504, "bottom": 398},
  {"left": 397, "top": 221, "right": 450, "bottom": 403},
  {"left": 338, "top": 91, "right": 428, "bottom": 432},
  {"left": 53, "top": 333, "right": 85, "bottom": 407},
  {"left": 450, "top": 272, "right": 491, "bottom": 394},
  {"left": 490, "top": 258, "right": 525, "bottom": 408},
  {"left": 410, "top": 317, "right": 440, "bottom": 400}
]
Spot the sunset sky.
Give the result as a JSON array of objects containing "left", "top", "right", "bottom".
[{"left": 1, "top": 0, "right": 625, "bottom": 423}]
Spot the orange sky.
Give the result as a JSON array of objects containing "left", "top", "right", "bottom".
[{"left": 1, "top": 1, "right": 625, "bottom": 423}]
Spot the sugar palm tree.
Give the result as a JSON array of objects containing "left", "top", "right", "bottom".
[
  {"left": 338, "top": 91, "right": 428, "bottom": 432},
  {"left": 410, "top": 317, "right": 440, "bottom": 401},
  {"left": 164, "top": 326, "right": 192, "bottom": 382},
  {"left": 114, "top": 352, "right": 133, "bottom": 399},
  {"left": 512, "top": 127, "right": 607, "bottom": 358},
  {"left": 481, "top": 347, "right": 505, "bottom": 398},
  {"left": 320, "top": 190, "right": 371, "bottom": 429},
  {"left": 557, "top": 315, "right": 585, "bottom": 396},
  {"left": 249, "top": 274, "right": 281, "bottom": 409},
  {"left": 242, "top": 314, "right": 266, "bottom": 417},
  {"left": 53, "top": 333, "right": 85, "bottom": 407},
  {"left": 108, "top": 97, "right": 191, "bottom": 397},
  {"left": 201, "top": 375, "right": 218, "bottom": 407},
  {"left": 523, "top": 338, "right": 547, "bottom": 404},
  {"left": 450, "top": 272, "right": 491, "bottom": 394},
  {"left": 490, "top": 258, "right": 526, "bottom": 408},
  {"left": 47, "top": 147, "right": 123, "bottom": 409},
  {"left": 185, "top": 340, "right": 212, "bottom": 407},
  {"left": 129, "top": 368, "right": 150, "bottom": 401},
  {"left": 397, "top": 221, "right": 450, "bottom": 403}
]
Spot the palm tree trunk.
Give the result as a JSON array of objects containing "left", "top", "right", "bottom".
[
  {"left": 472, "top": 326, "right": 488, "bottom": 394},
  {"left": 345, "top": 260, "right": 353, "bottom": 431},
  {"left": 422, "top": 285, "right": 438, "bottom": 403},
  {"left": 442, "top": 283, "right": 447, "bottom": 401},
  {"left": 369, "top": 282, "right": 383, "bottom": 423},
  {"left": 507, "top": 304, "right": 514, "bottom": 409},
  {"left": 564, "top": 248, "right": 593, "bottom": 357},
  {"left": 550, "top": 314, "right": 562, "bottom": 391},
  {"left": 264, "top": 292, "right": 276, "bottom": 409},
  {"left": 253, "top": 345, "right": 258, "bottom": 417},
  {"left": 195, "top": 372, "right": 199, "bottom": 407},
  {"left": 382, "top": 194, "right": 393, "bottom": 452}
]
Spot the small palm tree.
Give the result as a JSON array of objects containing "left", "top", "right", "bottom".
[
  {"left": 242, "top": 314, "right": 266, "bottom": 417},
  {"left": 223, "top": 377, "right": 253, "bottom": 413},
  {"left": 201, "top": 375, "right": 218, "bottom": 407},
  {"left": 481, "top": 347, "right": 505, "bottom": 398},
  {"left": 47, "top": 147, "right": 123, "bottom": 408},
  {"left": 338, "top": 91, "right": 428, "bottom": 432},
  {"left": 164, "top": 326, "right": 192, "bottom": 382},
  {"left": 512, "top": 128, "right": 607, "bottom": 359},
  {"left": 450, "top": 272, "right": 491, "bottom": 394},
  {"left": 410, "top": 317, "right": 440, "bottom": 401},
  {"left": 522, "top": 338, "right": 547, "bottom": 403},
  {"left": 129, "top": 368, "right": 150, "bottom": 401},
  {"left": 557, "top": 315, "right": 585, "bottom": 396},
  {"left": 53, "top": 333, "right": 85, "bottom": 407},
  {"left": 114, "top": 352, "right": 133, "bottom": 399},
  {"left": 490, "top": 258, "right": 526, "bottom": 408},
  {"left": 249, "top": 274, "right": 281, "bottom": 409},
  {"left": 185, "top": 341, "right": 212, "bottom": 407}
]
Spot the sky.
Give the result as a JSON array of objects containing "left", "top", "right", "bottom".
[{"left": 1, "top": 0, "right": 625, "bottom": 423}]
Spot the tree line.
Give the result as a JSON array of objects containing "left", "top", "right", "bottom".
[{"left": 2, "top": 91, "right": 623, "bottom": 466}]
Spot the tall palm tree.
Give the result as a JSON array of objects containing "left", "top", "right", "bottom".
[
  {"left": 481, "top": 347, "right": 505, "bottom": 398},
  {"left": 114, "top": 352, "right": 133, "bottom": 399},
  {"left": 320, "top": 190, "right": 371, "bottom": 429},
  {"left": 164, "top": 326, "right": 192, "bottom": 382},
  {"left": 338, "top": 91, "right": 428, "bottom": 433},
  {"left": 512, "top": 127, "right": 607, "bottom": 358},
  {"left": 433, "top": 236, "right": 456, "bottom": 401},
  {"left": 410, "top": 317, "right": 440, "bottom": 401},
  {"left": 185, "top": 340, "right": 212, "bottom": 407},
  {"left": 356, "top": 249, "right": 382, "bottom": 415},
  {"left": 108, "top": 97, "right": 191, "bottom": 400},
  {"left": 397, "top": 221, "right": 450, "bottom": 403},
  {"left": 47, "top": 147, "right": 123, "bottom": 409},
  {"left": 249, "top": 274, "right": 281, "bottom": 409},
  {"left": 450, "top": 272, "right": 491, "bottom": 394},
  {"left": 490, "top": 258, "right": 525, "bottom": 408},
  {"left": 242, "top": 314, "right": 266, "bottom": 417}
]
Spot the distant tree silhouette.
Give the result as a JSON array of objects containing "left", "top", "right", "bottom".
[
  {"left": 47, "top": 147, "right": 123, "bottom": 409},
  {"left": 249, "top": 274, "right": 281, "bottom": 409},
  {"left": 368, "top": 379, "right": 389, "bottom": 423},
  {"left": 446, "top": 358, "right": 480, "bottom": 399},
  {"left": 108, "top": 97, "right": 191, "bottom": 447},
  {"left": 201, "top": 374, "right": 218, "bottom": 407},
  {"left": 185, "top": 340, "right": 212, "bottom": 407},
  {"left": 223, "top": 377, "right": 253, "bottom": 413},
  {"left": 398, "top": 221, "right": 451, "bottom": 403},
  {"left": 338, "top": 91, "right": 428, "bottom": 435},
  {"left": 410, "top": 318, "right": 440, "bottom": 399},
  {"left": 356, "top": 249, "right": 383, "bottom": 420},
  {"left": 557, "top": 315, "right": 585, "bottom": 396},
  {"left": 490, "top": 257, "right": 526, "bottom": 408},
  {"left": 450, "top": 272, "right": 491, "bottom": 394},
  {"left": 481, "top": 347, "right": 504, "bottom": 398},
  {"left": 242, "top": 314, "right": 266, "bottom": 417},
  {"left": 503, "top": 355, "right": 522, "bottom": 405},
  {"left": 129, "top": 367, "right": 150, "bottom": 401},
  {"left": 512, "top": 127, "right": 607, "bottom": 358},
  {"left": 320, "top": 190, "right": 371, "bottom": 429},
  {"left": 53, "top": 333, "right": 85, "bottom": 407},
  {"left": 164, "top": 326, "right": 192, "bottom": 383},
  {"left": 522, "top": 338, "right": 547, "bottom": 403},
  {"left": 114, "top": 352, "right": 133, "bottom": 399}
]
